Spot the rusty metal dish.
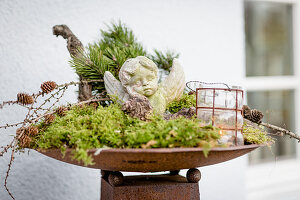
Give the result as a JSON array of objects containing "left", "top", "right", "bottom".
[{"left": 37, "top": 144, "right": 260, "bottom": 172}]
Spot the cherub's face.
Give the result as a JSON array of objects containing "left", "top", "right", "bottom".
[{"left": 127, "top": 66, "right": 158, "bottom": 97}]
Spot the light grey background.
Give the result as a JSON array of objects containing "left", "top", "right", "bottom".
[{"left": 0, "top": 0, "right": 246, "bottom": 199}]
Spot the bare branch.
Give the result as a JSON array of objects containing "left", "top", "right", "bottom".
[
  {"left": 245, "top": 119, "right": 300, "bottom": 142},
  {"left": 0, "top": 122, "right": 26, "bottom": 129},
  {"left": 0, "top": 101, "right": 18, "bottom": 110},
  {"left": 4, "top": 150, "right": 15, "bottom": 200},
  {"left": 0, "top": 78, "right": 107, "bottom": 199},
  {"left": 261, "top": 121, "right": 300, "bottom": 142}
]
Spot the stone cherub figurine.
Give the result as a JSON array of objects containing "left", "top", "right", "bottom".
[{"left": 104, "top": 56, "right": 185, "bottom": 114}]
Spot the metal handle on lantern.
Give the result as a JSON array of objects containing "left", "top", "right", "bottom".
[{"left": 186, "top": 81, "right": 231, "bottom": 92}]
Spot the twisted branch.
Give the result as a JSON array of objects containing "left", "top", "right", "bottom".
[{"left": 53, "top": 24, "right": 93, "bottom": 102}]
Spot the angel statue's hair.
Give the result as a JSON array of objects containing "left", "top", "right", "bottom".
[{"left": 119, "top": 56, "right": 158, "bottom": 86}]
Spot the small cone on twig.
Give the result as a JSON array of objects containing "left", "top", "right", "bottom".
[
  {"left": 55, "top": 106, "right": 68, "bottom": 117},
  {"left": 250, "top": 109, "right": 264, "bottom": 124},
  {"left": 16, "top": 127, "right": 32, "bottom": 148},
  {"left": 16, "top": 126, "right": 38, "bottom": 137},
  {"left": 17, "top": 93, "right": 34, "bottom": 105},
  {"left": 41, "top": 81, "right": 57, "bottom": 94},
  {"left": 27, "top": 126, "right": 39, "bottom": 136},
  {"left": 18, "top": 134, "right": 32, "bottom": 148},
  {"left": 243, "top": 105, "right": 264, "bottom": 124},
  {"left": 44, "top": 114, "right": 56, "bottom": 125},
  {"left": 16, "top": 127, "right": 26, "bottom": 137}
]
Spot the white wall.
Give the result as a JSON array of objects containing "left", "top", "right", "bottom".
[{"left": 0, "top": 0, "right": 246, "bottom": 199}]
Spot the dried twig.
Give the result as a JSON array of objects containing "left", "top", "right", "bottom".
[
  {"left": 260, "top": 121, "right": 300, "bottom": 142},
  {"left": 0, "top": 144, "right": 11, "bottom": 157},
  {"left": 0, "top": 80, "right": 103, "bottom": 110},
  {"left": 4, "top": 151, "right": 15, "bottom": 200},
  {"left": 56, "top": 79, "right": 103, "bottom": 88},
  {"left": 0, "top": 122, "right": 26, "bottom": 129},
  {"left": 0, "top": 101, "right": 18, "bottom": 109},
  {"left": 0, "top": 79, "right": 105, "bottom": 199},
  {"left": 245, "top": 119, "right": 300, "bottom": 142}
]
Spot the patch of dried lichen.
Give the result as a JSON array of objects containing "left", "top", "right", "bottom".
[{"left": 243, "top": 124, "right": 274, "bottom": 146}]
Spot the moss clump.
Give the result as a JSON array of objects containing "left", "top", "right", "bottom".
[
  {"left": 243, "top": 124, "right": 274, "bottom": 145},
  {"left": 32, "top": 103, "right": 220, "bottom": 165},
  {"left": 167, "top": 93, "right": 196, "bottom": 114}
]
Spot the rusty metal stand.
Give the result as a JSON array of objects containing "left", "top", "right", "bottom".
[{"left": 100, "top": 172, "right": 200, "bottom": 200}]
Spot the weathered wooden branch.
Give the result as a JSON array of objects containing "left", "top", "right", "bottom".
[
  {"left": 261, "top": 121, "right": 300, "bottom": 142},
  {"left": 245, "top": 119, "right": 300, "bottom": 142},
  {"left": 53, "top": 24, "right": 92, "bottom": 102}
]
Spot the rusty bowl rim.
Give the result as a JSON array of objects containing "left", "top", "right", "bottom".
[{"left": 37, "top": 144, "right": 261, "bottom": 154}]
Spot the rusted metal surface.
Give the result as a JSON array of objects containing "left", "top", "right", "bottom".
[
  {"left": 101, "top": 174, "right": 200, "bottom": 200},
  {"left": 37, "top": 144, "right": 260, "bottom": 172},
  {"left": 108, "top": 171, "right": 124, "bottom": 186},
  {"left": 187, "top": 168, "right": 201, "bottom": 183}
]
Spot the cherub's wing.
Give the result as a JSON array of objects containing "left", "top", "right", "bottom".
[
  {"left": 161, "top": 58, "right": 185, "bottom": 104},
  {"left": 104, "top": 71, "right": 129, "bottom": 103}
]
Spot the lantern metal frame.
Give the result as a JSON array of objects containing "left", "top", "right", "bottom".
[{"left": 196, "top": 87, "right": 244, "bottom": 145}]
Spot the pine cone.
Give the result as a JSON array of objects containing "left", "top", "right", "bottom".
[
  {"left": 249, "top": 109, "right": 264, "bottom": 124},
  {"left": 242, "top": 105, "right": 251, "bottom": 118},
  {"left": 122, "top": 96, "right": 152, "bottom": 121},
  {"left": 17, "top": 93, "right": 34, "bottom": 105},
  {"left": 27, "top": 126, "right": 39, "bottom": 136},
  {"left": 55, "top": 106, "right": 68, "bottom": 117},
  {"left": 243, "top": 105, "right": 264, "bottom": 123},
  {"left": 41, "top": 81, "right": 57, "bottom": 94},
  {"left": 44, "top": 114, "right": 56, "bottom": 125},
  {"left": 16, "top": 127, "right": 32, "bottom": 148},
  {"left": 16, "top": 127, "right": 26, "bottom": 137},
  {"left": 18, "top": 134, "right": 32, "bottom": 148}
]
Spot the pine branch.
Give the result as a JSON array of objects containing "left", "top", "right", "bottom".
[
  {"left": 70, "top": 21, "right": 147, "bottom": 95},
  {"left": 150, "top": 49, "right": 179, "bottom": 72},
  {"left": 59, "top": 21, "right": 180, "bottom": 96}
]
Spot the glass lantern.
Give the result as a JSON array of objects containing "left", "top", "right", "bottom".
[{"left": 196, "top": 85, "right": 244, "bottom": 146}]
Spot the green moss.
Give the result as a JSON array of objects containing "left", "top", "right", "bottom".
[
  {"left": 243, "top": 124, "right": 274, "bottom": 146},
  {"left": 32, "top": 102, "right": 275, "bottom": 166},
  {"left": 32, "top": 103, "right": 221, "bottom": 165},
  {"left": 167, "top": 93, "right": 196, "bottom": 114}
]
